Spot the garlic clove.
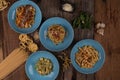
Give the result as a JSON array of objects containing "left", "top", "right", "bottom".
[
  {"left": 97, "top": 28, "right": 104, "bottom": 36},
  {"left": 33, "top": 31, "right": 39, "bottom": 41},
  {"left": 100, "top": 22, "right": 106, "bottom": 28},
  {"left": 96, "top": 23, "right": 101, "bottom": 29},
  {"left": 96, "top": 22, "right": 106, "bottom": 29}
]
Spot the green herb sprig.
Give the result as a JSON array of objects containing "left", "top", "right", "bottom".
[{"left": 73, "top": 12, "right": 92, "bottom": 29}]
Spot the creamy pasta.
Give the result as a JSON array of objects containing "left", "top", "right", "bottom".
[
  {"left": 47, "top": 24, "right": 66, "bottom": 45},
  {"left": 35, "top": 57, "right": 53, "bottom": 75}
]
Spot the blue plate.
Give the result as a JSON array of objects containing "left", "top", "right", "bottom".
[
  {"left": 70, "top": 39, "right": 105, "bottom": 74},
  {"left": 8, "top": 0, "right": 42, "bottom": 34},
  {"left": 39, "top": 17, "right": 74, "bottom": 52},
  {"left": 25, "top": 51, "right": 59, "bottom": 80}
]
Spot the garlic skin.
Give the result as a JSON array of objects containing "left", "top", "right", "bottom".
[{"left": 62, "top": 3, "right": 73, "bottom": 12}]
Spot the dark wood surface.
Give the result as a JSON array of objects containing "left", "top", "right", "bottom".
[{"left": 0, "top": 0, "right": 120, "bottom": 80}]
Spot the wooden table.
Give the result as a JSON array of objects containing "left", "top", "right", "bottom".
[{"left": 0, "top": 0, "right": 120, "bottom": 80}]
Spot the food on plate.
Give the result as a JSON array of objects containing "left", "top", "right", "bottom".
[
  {"left": 19, "top": 34, "right": 38, "bottom": 52},
  {"left": 0, "top": 0, "right": 9, "bottom": 11},
  {"left": 75, "top": 45, "right": 99, "bottom": 68},
  {"left": 35, "top": 57, "right": 53, "bottom": 75},
  {"left": 47, "top": 24, "right": 66, "bottom": 45},
  {"left": 16, "top": 5, "right": 35, "bottom": 28}
]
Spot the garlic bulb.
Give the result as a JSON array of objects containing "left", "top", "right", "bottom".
[
  {"left": 96, "top": 22, "right": 106, "bottom": 36},
  {"left": 62, "top": 3, "right": 73, "bottom": 12}
]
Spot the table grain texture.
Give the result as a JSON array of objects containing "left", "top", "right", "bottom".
[{"left": 0, "top": 0, "right": 120, "bottom": 80}]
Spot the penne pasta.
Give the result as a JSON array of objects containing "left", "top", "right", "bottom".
[{"left": 75, "top": 45, "right": 99, "bottom": 68}]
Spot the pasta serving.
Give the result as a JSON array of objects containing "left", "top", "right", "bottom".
[
  {"left": 35, "top": 57, "right": 53, "bottom": 75},
  {"left": 47, "top": 24, "right": 66, "bottom": 45},
  {"left": 75, "top": 45, "right": 99, "bottom": 68},
  {"left": 16, "top": 5, "right": 35, "bottom": 28}
]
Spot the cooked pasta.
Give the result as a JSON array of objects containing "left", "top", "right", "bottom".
[
  {"left": 47, "top": 24, "right": 66, "bottom": 45},
  {"left": 16, "top": 5, "right": 35, "bottom": 28},
  {"left": 35, "top": 57, "right": 53, "bottom": 75},
  {"left": 75, "top": 45, "right": 99, "bottom": 68}
]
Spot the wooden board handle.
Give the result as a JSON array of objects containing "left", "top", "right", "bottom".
[{"left": 0, "top": 48, "right": 29, "bottom": 79}]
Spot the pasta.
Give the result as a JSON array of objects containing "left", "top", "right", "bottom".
[
  {"left": 75, "top": 45, "right": 99, "bottom": 68},
  {"left": 16, "top": 5, "right": 35, "bottom": 28},
  {"left": 58, "top": 52, "right": 71, "bottom": 72},
  {"left": 47, "top": 24, "right": 66, "bottom": 45},
  {"left": 35, "top": 57, "right": 53, "bottom": 75},
  {"left": 27, "top": 43, "right": 38, "bottom": 52},
  {"left": 0, "top": 48, "right": 29, "bottom": 79},
  {"left": 19, "top": 34, "right": 38, "bottom": 52},
  {"left": 19, "top": 34, "right": 33, "bottom": 43},
  {"left": 0, "top": 0, "right": 9, "bottom": 11}
]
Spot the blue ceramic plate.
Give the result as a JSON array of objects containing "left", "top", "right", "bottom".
[
  {"left": 70, "top": 39, "right": 105, "bottom": 74},
  {"left": 8, "top": 0, "right": 42, "bottom": 34},
  {"left": 25, "top": 51, "right": 59, "bottom": 80},
  {"left": 39, "top": 17, "right": 74, "bottom": 52}
]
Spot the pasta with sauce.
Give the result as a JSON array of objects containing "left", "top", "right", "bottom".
[
  {"left": 47, "top": 24, "right": 66, "bottom": 45},
  {"left": 35, "top": 57, "right": 53, "bottom": 75},
  {"left": 75, "top": 45, "right": 99, "bottom": 68},
  {"left": 16, "top": 5, "right": 35, "bottom": 28}
]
